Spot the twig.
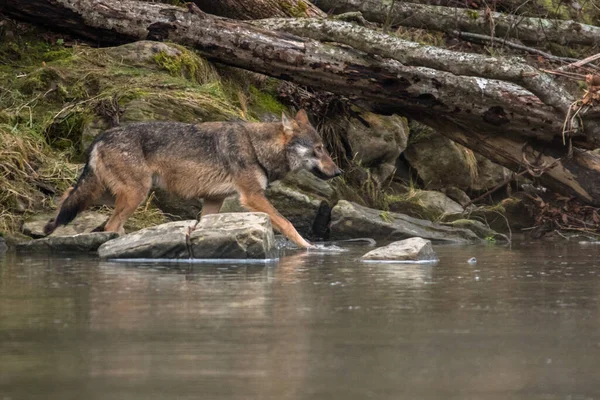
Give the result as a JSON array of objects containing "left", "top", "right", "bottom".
[
  {"left": 454, "top": 30, "right": 580, "bottom": 63},
  {"left": 559, "top": 52, "right": 600, "bottom": 70},
  {"left": 540, "top": 69, "right": 586, "bottom": 80}
]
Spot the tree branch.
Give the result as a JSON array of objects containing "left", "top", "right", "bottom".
[{"left": 313, "top": 0, "right": 600, "bottom": 46}]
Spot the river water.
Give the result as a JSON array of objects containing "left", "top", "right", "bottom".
[{"left": 2, "top": 241, "right": 600, "bottom": 399}]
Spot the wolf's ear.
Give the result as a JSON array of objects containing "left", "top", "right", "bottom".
[
  {"left": 295, "top": 109, "right": 309, "bottom": 126},
  {"left": 282, "top": 112, "right": 294, "bottom": 135}
]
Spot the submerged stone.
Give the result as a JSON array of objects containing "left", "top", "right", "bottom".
[{"left": 361, "top": 238, "right": 437, "bottom": 262}]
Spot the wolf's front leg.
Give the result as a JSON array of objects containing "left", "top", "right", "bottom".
[{"left": 239, "top": 192, "right": 313, "bottom": 249}]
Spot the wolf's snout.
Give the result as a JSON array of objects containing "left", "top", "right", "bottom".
[{"left": 333, "top": 168, "right": 343, "bottom": 177}]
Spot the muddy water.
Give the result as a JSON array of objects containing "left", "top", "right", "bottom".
[{"left": 2, "top": 241, "right": 600, "bottom": 400}]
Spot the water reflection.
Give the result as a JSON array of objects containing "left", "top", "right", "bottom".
[{"left": 1, "top": 242, "right": 600, "bottom": 399}]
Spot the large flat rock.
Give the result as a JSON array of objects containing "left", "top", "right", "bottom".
[
  {"left": 329, "top": 200, "right": 480, "bottom": 244},
  {"left": 189, "top": 213, "right": 275, "bottom": 259},
  {"left": 98, "top": 213, "right": 276, "bottom": 259},
  {"left": 16, "top": 232, "right": 118, "bottom": 253},
  {"left": 98, "top": 220, "right": 197, "bottom": 259}
]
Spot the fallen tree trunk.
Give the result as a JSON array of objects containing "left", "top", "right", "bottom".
[
  {"left": 313, "top": 0, "right": 600, "bottom": 46},
  {"left": 2, "top": 0, "right": 600, "bottom": 205},
  {"left": 190, "top": 0, "right": 326, "bottom": 19}
]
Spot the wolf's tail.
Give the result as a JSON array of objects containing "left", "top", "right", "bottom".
[{"left": 43, "top": 163, "right": 102, "bottom": 235}]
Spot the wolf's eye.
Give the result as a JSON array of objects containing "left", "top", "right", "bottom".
[{"left": 315, "top": 145, "right": 323, "bottom": 153}]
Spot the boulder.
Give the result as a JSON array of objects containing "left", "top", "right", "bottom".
[
  {"left": 22, "top": 211, "right": 107, "bottom": 238},
  {"left": 189, "top": 213, "right": 275, "bottom": 259},
  {"left": 442, "top": 194, "right": 534, "bottom": 234},
  {"left": 361, "top": 237, "right": 438, "bottom": 262},
  {"left": 329, "top": 200, "right": 480, "bottom": 243},
  {"left": 404, "top": 126, "right": 510, "bottom": 191},
  {"left": 281, "top": 169, "right": 335, "bottom": 200},
  {"left": 387, "top": 189, "right": 463, "bottom": 220},
  {"left": 345, "top": 111, "right": 409, "bottom": 182},
  {"left": 98, "top": 213, "right": 275, "bottom": 259},
  {"left": 442, "top": 186, "right": 472, "bottom": 208},
  {"left": 221, "top": 179, "right": 331, "bottom": 239},
  {"left": 98, "top": 220, "right": 196, "bottom": 259},
  {"left": 16, "top": 232, "right": 118, "bottom": 253}
]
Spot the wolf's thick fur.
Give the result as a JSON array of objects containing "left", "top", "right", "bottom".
[{"left": 44, "top": 110, "right": 341, "bottom": 248}]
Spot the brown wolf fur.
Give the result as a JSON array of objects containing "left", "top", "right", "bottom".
[{"left": 44, "top": 110, "right": 341, "bottom": 249}]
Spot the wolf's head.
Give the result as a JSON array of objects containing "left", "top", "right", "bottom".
[{"left": 282, "top": 110, "right": 342, "bottom": 180}]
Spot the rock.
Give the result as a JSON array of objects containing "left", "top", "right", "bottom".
[
  {"left": 361, "top": 238, "right": 438, "bottom": 262},
  {"left": 345, "top": 111, "right": 409, "bottom": 182},
  {"left": 404, "top": 126, "right": 509, "bottom": 191},
  {"left": 22, "top": 211, "right": 107, "bottom": 238},
  {"left": 442, "top": 194, "right": 534, "bottom": 234},
  {"left": 471, "top": 154, "right": 511, "bottom": 192},
  {"left": 329, "top": 200, "right": 480, "bottom": 243},
  {"left": 0, "top": 237, "right": 7, "bottom": 254},
  {"left": 443, "top": 186, "right": 472, "bottom": 208},
  {"left": 189, "top": 213, "right": 275, "bottom": 259},
  {"left": 98, "top": 220, "right": 196, "bottom": 259},
  {"left": 98, "top": 213, "right": 275, "bottom": 259},
  {"left": 444, "top": 219, "right": 508, "bottom": 242},
  {"left": 221, "top": 180, "right": 331, "bottom": 239},
  {"left": 16, "top": 232, "right": 118, "bottom": 253},
  {"left": 388, "top": 190, "right": 463, "bottom": 220},
  {"left": 281, "top": 169, "right": 335, "bottom": 200}
]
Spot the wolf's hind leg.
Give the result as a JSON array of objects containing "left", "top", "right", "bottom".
[
  {"left": 104, "top": 187, "right": 149, "bottom": 235},
  {"left": 201, "top": 198, "right": 224, "bottom": 218}
]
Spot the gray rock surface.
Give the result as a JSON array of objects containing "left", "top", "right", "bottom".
[
  {"left": 98, "top": 220, "right": 196, "bottom": 259},
  {"left": 16, "top": 232, "right": 118, "bottom": 253},
  {"left": 0, "top": 237, "right": 7, "bottom": 254},
  {"left": 98, "top": 213, "right": 275, "bottom": 259},
  {"left": 189, "top": 213, "right": 275, "bottom": 259},
  {"left": 404, "top": 126, "right": 509, "bottom": 191},
  {"left": 22, "top": 211, "right": 107, "bottom": 238},
  {"left": 329, "top": 200, "right": 480, "bottom": 243},
  {"left": 361, "top": 237, "right": 438, "bottom": 261},
  {"left": 345, "top": 111, "right": 409, "bottom": 182},
  {"left": 388, "top": 190, "right": 463, "bottom": 220}
]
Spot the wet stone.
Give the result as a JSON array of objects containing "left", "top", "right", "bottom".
[
  {"left": 361, "top": 237, "right": 438, "bottom": 262},
  {"left": 98, "top": 213, "right": 275, "bottom": 260},
  {"left": 16, "top": 232, "right": 118, "bottom": 253}
]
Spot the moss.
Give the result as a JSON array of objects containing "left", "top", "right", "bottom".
[
  {"left": 466, "top": 10, "right": 480, "bottom": 20},
  {"left": 42, "top": 49, "right": 73, "bottom": 62},
  {"left": 152, "top": 47, "right": 218, "bottom": 85},
  {"left": 379, "top": 211, "right": 394, "bottom": 223},
  {"left": 281, "top": 0, "right": 309, "bottom": 17},
  {"left": 249, "top": 85, "right": 287, "bottom": 115}
]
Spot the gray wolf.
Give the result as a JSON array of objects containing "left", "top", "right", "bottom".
[{"left": 43, "top": 110, "right": 341, "bottom": 249}]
